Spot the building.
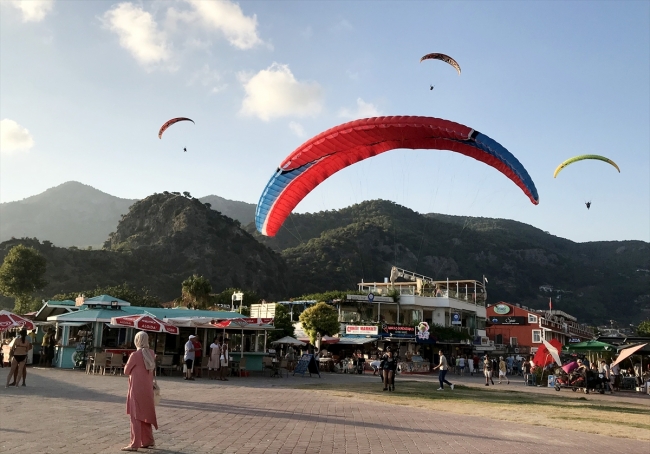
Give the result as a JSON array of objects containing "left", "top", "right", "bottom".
[{"left": 485, "top": 302, "right": 593, "bottom": 355}]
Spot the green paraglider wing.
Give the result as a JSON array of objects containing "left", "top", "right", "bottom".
[{"left": 553, "top": 155, "right": 620, "bottom": 178}]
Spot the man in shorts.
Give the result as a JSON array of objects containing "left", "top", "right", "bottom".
[
  {"left": 483, "top": 356, "right": 494, "bottom": 386},
  {"left": 498, "top": 356, "right": 510, "bottom": 384},
  {"left": 184, "top": 335, "right": 196, "bottom": 381}
]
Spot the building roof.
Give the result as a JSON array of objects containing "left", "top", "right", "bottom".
[{"left": 48, "top": 305, "right": 243, "bottom": 323}]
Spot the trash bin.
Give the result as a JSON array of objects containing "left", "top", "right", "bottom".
[{"left": 547, "top": 375, "right": 555, "bottom": 388}]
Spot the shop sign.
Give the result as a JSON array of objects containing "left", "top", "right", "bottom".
[
  {"left": 489, "top": 316, "right": 527, "bottom": 325},
  {"left": 345, "top": 325, "right": 379, "bottom": 335},
  {"left": 451, "top": 313, "right": 462, "bottom": 325},
  {"left": 494, "top": 304, "right": 510, "bottom": 314},
  {"left": 380, "top": 324, "right": 415, "bottom": 337},
  {"left": 346, "top": 294, "right": 394, "bottom": 303},
  {"left": 568, "top": 337, "right": 582, "bottom": 343}
]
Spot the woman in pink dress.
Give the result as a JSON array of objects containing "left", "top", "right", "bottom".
[{"left": 122, "top": 331, "right": 158, "bottom": 451}]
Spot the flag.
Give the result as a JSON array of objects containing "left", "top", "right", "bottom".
[{"left": 549, "top": 298, "right": 552, "bottom": 311}]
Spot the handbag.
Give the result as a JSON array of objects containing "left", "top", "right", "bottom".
[{"left": 153, "top": 376, "right": 161, "bottom": 406}]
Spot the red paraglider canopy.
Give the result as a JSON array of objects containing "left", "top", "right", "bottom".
[{"left": 158, "top": 117, "right": 194, "bottom": 139}]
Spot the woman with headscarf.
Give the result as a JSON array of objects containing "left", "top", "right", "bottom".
[{"left": 122, "top": 331, "right": 158, "bottom": 451}]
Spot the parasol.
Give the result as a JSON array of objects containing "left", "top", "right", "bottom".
[
  {"left": 110, "top": 314, "right": 179, "bottom": 335},
  {"left": 0, "top": 310, "right": 35, "bottom": 332}
]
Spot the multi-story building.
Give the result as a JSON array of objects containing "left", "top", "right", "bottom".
[{"left": 485, "top": 302, "right": 593, "bottom": 355}]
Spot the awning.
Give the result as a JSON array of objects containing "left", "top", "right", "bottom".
[
  {"left": 58, "top": 322, "right": 91, "bottom": 327},
  {"left": 336, "top": 337, "right": 377, "bottom": 345}
]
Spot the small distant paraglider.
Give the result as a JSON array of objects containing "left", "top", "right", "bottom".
[
  {"left": 429, "top": 84, "right": 435, "bottom": 91},
  {"left": 183, "top": 147, "right": 187, "bottom": 153},
  {"left": 420, "top": 53, "right": 461, "bottom": 75},
  {"left": 585, "top": 201, "right": 591, "bottom": 210},
  {"left": 553, "top": 154, "right": 620, "bottom": 178},
  {"left": 158, "top": 117, "right": 195, "bottom": 139}
]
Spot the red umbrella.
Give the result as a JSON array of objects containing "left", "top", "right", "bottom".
[
  {"left": 533, "top": 339, "right": 563, "bottom": 367},
  {"left": 111, "top": 314, "right": 179, "bottom": 335},
  {"left": 0, "top": 310, "right": 35, "bottom": 332}
]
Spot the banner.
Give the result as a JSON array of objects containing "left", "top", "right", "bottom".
[
  {"left": 380, "top": 324, "right": 415, "bottom": 337},
  {"left": 451, "top": 313, "right": 462, "bottom": 325}
]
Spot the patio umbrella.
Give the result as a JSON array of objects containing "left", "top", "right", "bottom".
[
  {"left": 533, "top": 339, "right": 562, "bottom": 367},
  {"left": 542, "top": 339, "right": 563, "bottom": 367},
  {"left": 110, "top": 314, "right": 179, "bottom": 335},
  {"left": 0, "top": 310, "right": 35, "bottom": 332},
  {"left": 271, "top": 336, "right": 306, "bottom": 346},
  {"left": 611, "top": 343, "right": 648, "bottom": 368},
  {"left": 563, "top": 340, "right": 615, "bottom": 353}
]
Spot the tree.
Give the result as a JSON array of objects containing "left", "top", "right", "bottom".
[
  {"left": 638, "top": 320, "right": 650, "bottom": 336},
  {"left": 299, "top": 302, "right": 339, "bottom": 344},
  {"left": 268, "top": 303, "right": 294, "bottom": 342},
  {"left": 0, "top": 245, "right": 47, "bottom": 314},
  {"left": 181, "top": 275, "right": 212, "bottom": 309}
]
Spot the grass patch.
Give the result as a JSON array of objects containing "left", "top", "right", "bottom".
[{"left": 301, "top": 380, "right": 650, "bottom": 441}]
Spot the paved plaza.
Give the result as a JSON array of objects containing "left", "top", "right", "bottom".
[{"left": 1, "top": 367, "right": 648, "bottom": 454}]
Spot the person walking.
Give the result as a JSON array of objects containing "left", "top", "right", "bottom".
[
  {"left": 381, "top": 349, "right": 397, "bottom": 391},
  {"left": 468, "top": 354, "right": 474, "bottom": 376},
  {"left": 5, "top": 329, "right": 31, "bottom": 387},
  {"left": 459, "top": 355, "right": 466, "bottom": 376},
  {"left": 473, "top": 354, "right": 479, "bottom": 376},
  {"left": 498, "top": 356, "right": 510, "bottom": 384},
  {"left": 183, "top": 335, "right": 195, "bottom": 381},
  {"left": 611, "top": 362, "right": 621, "bottom": 391},
  {"left": 483, "top": 356, "right": 495, "bottom": 386},
  {"left": 432, "top": 349, "right": 454, "bottom": 391},
  {"left": 122, "top": 331, "right": 158, "bottom": 451}
]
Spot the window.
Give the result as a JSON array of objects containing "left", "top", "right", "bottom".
[
  {"left": 510, "top": 337, "right": 518, "bottom": 346},
  {"left": 528, "top": 314, "right": 538, "bottom": 323},
  {"left": 532, "top": 330, "right": 542, "bottom": 343}
]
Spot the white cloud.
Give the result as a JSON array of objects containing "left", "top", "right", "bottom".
[
  {"left": 239, "top": 63, "right": 323, "bottom": 121},
  {"left": 338, "top": 98, "right": 381, "bottom": 119},
  {"left": 9, "top": 0, "right": 53, "bottom": 22},
  {"left": 289, "top": 121, "right": 306, "bottom": 137},
  {"left": 1, "top": 119, "right": 35, "bottom": 153},
  {"left": 187, "top": 64, "right": 227, "bottom": 94},
  {"left": 102, "top": 3, "right": 170, "bottom": 67},
  {"left": 182, "top": 0, "right": 264, "bottom": 50}
]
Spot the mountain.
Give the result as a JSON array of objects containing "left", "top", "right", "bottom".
[
  {"left": 246, "top": 200, "right": 650, "bottom": 325},
  {"left": 0, "top": 182, "right": 256, "bottom": 248},
  {"left": 0, "top": 181, "right": 136, "bottom": 248},
  {"left": 0, "top": 193, "right": 288, "bottom": 302},
  {"left": 199, "top": 195, "right": 255, "bottom": 226}
]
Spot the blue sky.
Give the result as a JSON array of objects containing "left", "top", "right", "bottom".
[{"left": 1, "top": 1, "right": 648, "bottom": 242}]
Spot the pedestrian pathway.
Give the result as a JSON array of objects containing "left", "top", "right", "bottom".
[{"left": 1, "top": 368, "right": 647, "bottom": 453}]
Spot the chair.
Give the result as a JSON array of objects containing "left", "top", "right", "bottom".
[
  {"left": 107, "top": 353, "right": 125, "bottom": 376},
  {"left": 278, "top": 359, "right": 288, "bottom": 378},
  {"left": 156, "top": 355, "right": 175, "bottom": 376},
  {"left": 233, "top": 357, "right": 247, "bottom": 377},
  {"left": 90, "top": 352, "right": 108, "bottom": 375}
]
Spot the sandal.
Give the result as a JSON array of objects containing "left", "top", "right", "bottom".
[
  {"left": 141, "top": 444, "right": 156, "bottom": 449},
  {"left": 121, "top": 447, "right": 138, "bottom": 451}
]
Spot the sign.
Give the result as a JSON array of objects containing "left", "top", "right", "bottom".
[
  {"left": 415, "top": 322, "right": 436, "bottom": 344},
  {"left": 368, "top": 293, "right": 375, "bottom": 302},
  {"left": 293, "top": 354, "right": 321, "bottom": 377},
  {"left": 568, "top": 337, "right": 582, "bottom": 343},
  {"left": 346, "top": 294, "right": 394, "bottom": 303},
  {"left": 489, "top": 316, "right": 527, "bottom": 325},
  {"left": 380, "top": 324, "right": 415, "bottom": 337},
  {"left": 451, "top": 313, "right": 462, "bottom": 325},
  {"left": 345, "top": 325, "right": 379, "bottom": 335},
  {"left": 494, "top": 304, "right": 511, "bottom": 314}
]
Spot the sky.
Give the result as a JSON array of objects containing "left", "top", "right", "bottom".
[{"left": 1, "top": 0, "right": 648, "bottom": 243}]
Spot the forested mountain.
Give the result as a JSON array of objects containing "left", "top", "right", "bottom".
[
  {"left": 246, "top": 200, "right": 649, "bottom": 324},
  {"left": 0, "top": 193, "right": 288, "bottom": 303},
  {"left": 0, "top": 182, "right": 256, "bottom": 247}
]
